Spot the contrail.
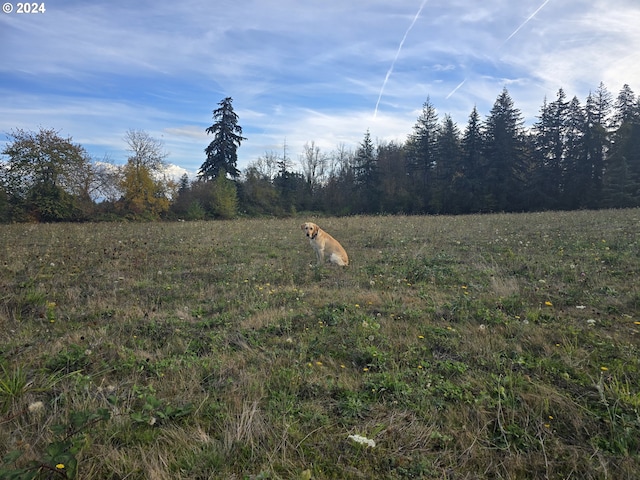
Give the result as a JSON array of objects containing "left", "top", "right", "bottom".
[
  {"left": 502, "top": 0, "right": 551, "bottom": 46},
  {"left": 445, "top": 78, "right": 466, "bottom": 100},
  {"left": 446, "top": 0, "right": 552, "bottom": 101},
  {"left": 373, "top": 0, "right": 428, "bottom": 118}
]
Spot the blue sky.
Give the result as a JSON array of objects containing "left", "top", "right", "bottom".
[{"left": 2, "top": 0, "right": 639, "bottom": 178}]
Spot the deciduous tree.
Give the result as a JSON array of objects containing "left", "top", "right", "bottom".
[
  {"left": 0, "top": 127, "right": 92, "bottom": 221},
  {"left": 300, "top": 141, "right": 328, "bottom": 193},
  {"left": 119, "top": 130, "right": 171, "bottom": 218}
]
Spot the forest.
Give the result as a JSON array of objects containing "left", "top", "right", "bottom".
[{"left": 1, "top": 82, "right": 639, "bottom": 223}]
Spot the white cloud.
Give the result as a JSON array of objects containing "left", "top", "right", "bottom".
[{"left": 159, "top": 164, "right": 196, "bottom": 182}]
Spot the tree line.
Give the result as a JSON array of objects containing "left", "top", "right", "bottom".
[{"left": 1, "top": 84, "right": 639, "bottom": 223}]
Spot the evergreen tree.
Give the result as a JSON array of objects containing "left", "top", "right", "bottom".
[
  {"left": 200, "top": 97, "right": 246, "bottom": 180},
  {"left": 210, "top": 168, "right": 239, "bottom": 219},
  {"left": 605, "top": 85, "right": 640, "bottom": 206},
  {"left": 273, "top": 140, "right": 298, "bottom": 212},
  {"left": 584, "top": 82, "right": 612, "bottom": 206},
  {"left": 377, "top": 141, "right": 411, "bottom": 213},
  {"left": 432, "top": 115, "right": 461, "bottom": 213},
  {"left": 353, "top": 130, "right": 380, "bottom": 213},
  {"left": 611, "top": 84, "right": 636, "bottom": 129},
  {"left": 549, "top": 89, "right": 570, "bottom": 202},
  {"left": 562, "top": 96, "right": 589, "bottom": 209},
  {"left": 460, "top": 106, "right": 484, "bottom": 213},
  {"left": 170, "top": 174, "right": 195, "bottom": 218},
  {"left": 529, "top": 97, "right": 550, "bottom": 209},
  {"left": 406, "top": 97, "right": 439, "bottom": 211},
  {"left": 532, "top": 89, "right": 569, "bottom": 209},
  {"left": 482, "top": 88, "right": 526, "bottom": 211},
  {"left": 603, "top": 155, "right": 639, "bottom": 208}
]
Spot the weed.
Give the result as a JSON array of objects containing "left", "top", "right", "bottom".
[
  {"left": 1, "top": 408, "right": 111, "bottom": 480},
  {"left": 130, "top": 384, "right": 193, "bottom": 426},
  {"left": 44, "top": 345, "right": 91, "bottom": 375},
  {"left": 0, "top": 364, "right": 31, "bottom": 414}
]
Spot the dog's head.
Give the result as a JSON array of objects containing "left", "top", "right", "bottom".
[{"left": 301, "top": 222, "right": 319, "bottom": 239}]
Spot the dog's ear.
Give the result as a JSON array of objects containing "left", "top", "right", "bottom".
[{"left": 301, "top": 223, "right": 306, "bottom": 230}]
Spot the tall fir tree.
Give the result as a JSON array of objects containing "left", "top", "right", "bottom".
[
  {"left": 353, "top": 130, "right": 379, "bottom": 213},
  {"left": 605, "top": 85, "right": 640, "bottom": 207},
  {"left": 611, "top": 84, "right": 636, "bottom": 129},
  {"left": 562, "top": 96, "right": 589, "bottom": 209},
  {"left": 406, "top": 97, "right": 439, "bottom": 211},
  {"left": 584, "top": 82, "right": 612, "bottom": 207},
  {"left": 532, "top": 89, "right": 569, "bottom": 209},
  {"left": 200, "top": 97, "right": 246, "bottom": 180},
  {"left": 531, "top": 97, "right": 552, "bottom": 208},
  {"left": 482, "top": 88, "right": 526, "bottom": 211},
  {"left": 549, "top": 89, "right": 570, "bottom": 201},
  {"left": 432, "top": 115, "right": 461, "bottom": 213},
  {"left": 460, "top": 106, "right": 484, "bottom": 213}
]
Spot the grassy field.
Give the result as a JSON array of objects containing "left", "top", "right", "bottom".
[{"left": 1, "top": 210, "right": 639, "bottom": 479}]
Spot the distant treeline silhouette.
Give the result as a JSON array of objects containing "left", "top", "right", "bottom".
[{"left": 1, "top": 83, "right": 638, "bottom": 222}]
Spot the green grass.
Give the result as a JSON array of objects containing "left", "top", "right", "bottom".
[{"left": 1, "top": 211, "right": 639, "bottom": 479}]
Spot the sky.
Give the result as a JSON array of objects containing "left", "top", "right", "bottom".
[{"left": 2, "top": 0, "right": 640, "bottom": 179}]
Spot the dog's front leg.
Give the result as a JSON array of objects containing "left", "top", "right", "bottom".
[{"left": 316, "top": 247, "right": 324, "bottom": 265}]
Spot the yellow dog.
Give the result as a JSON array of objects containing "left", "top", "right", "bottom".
[{"left": 301, "top": 222, "right": 349, "bottom": 266}]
